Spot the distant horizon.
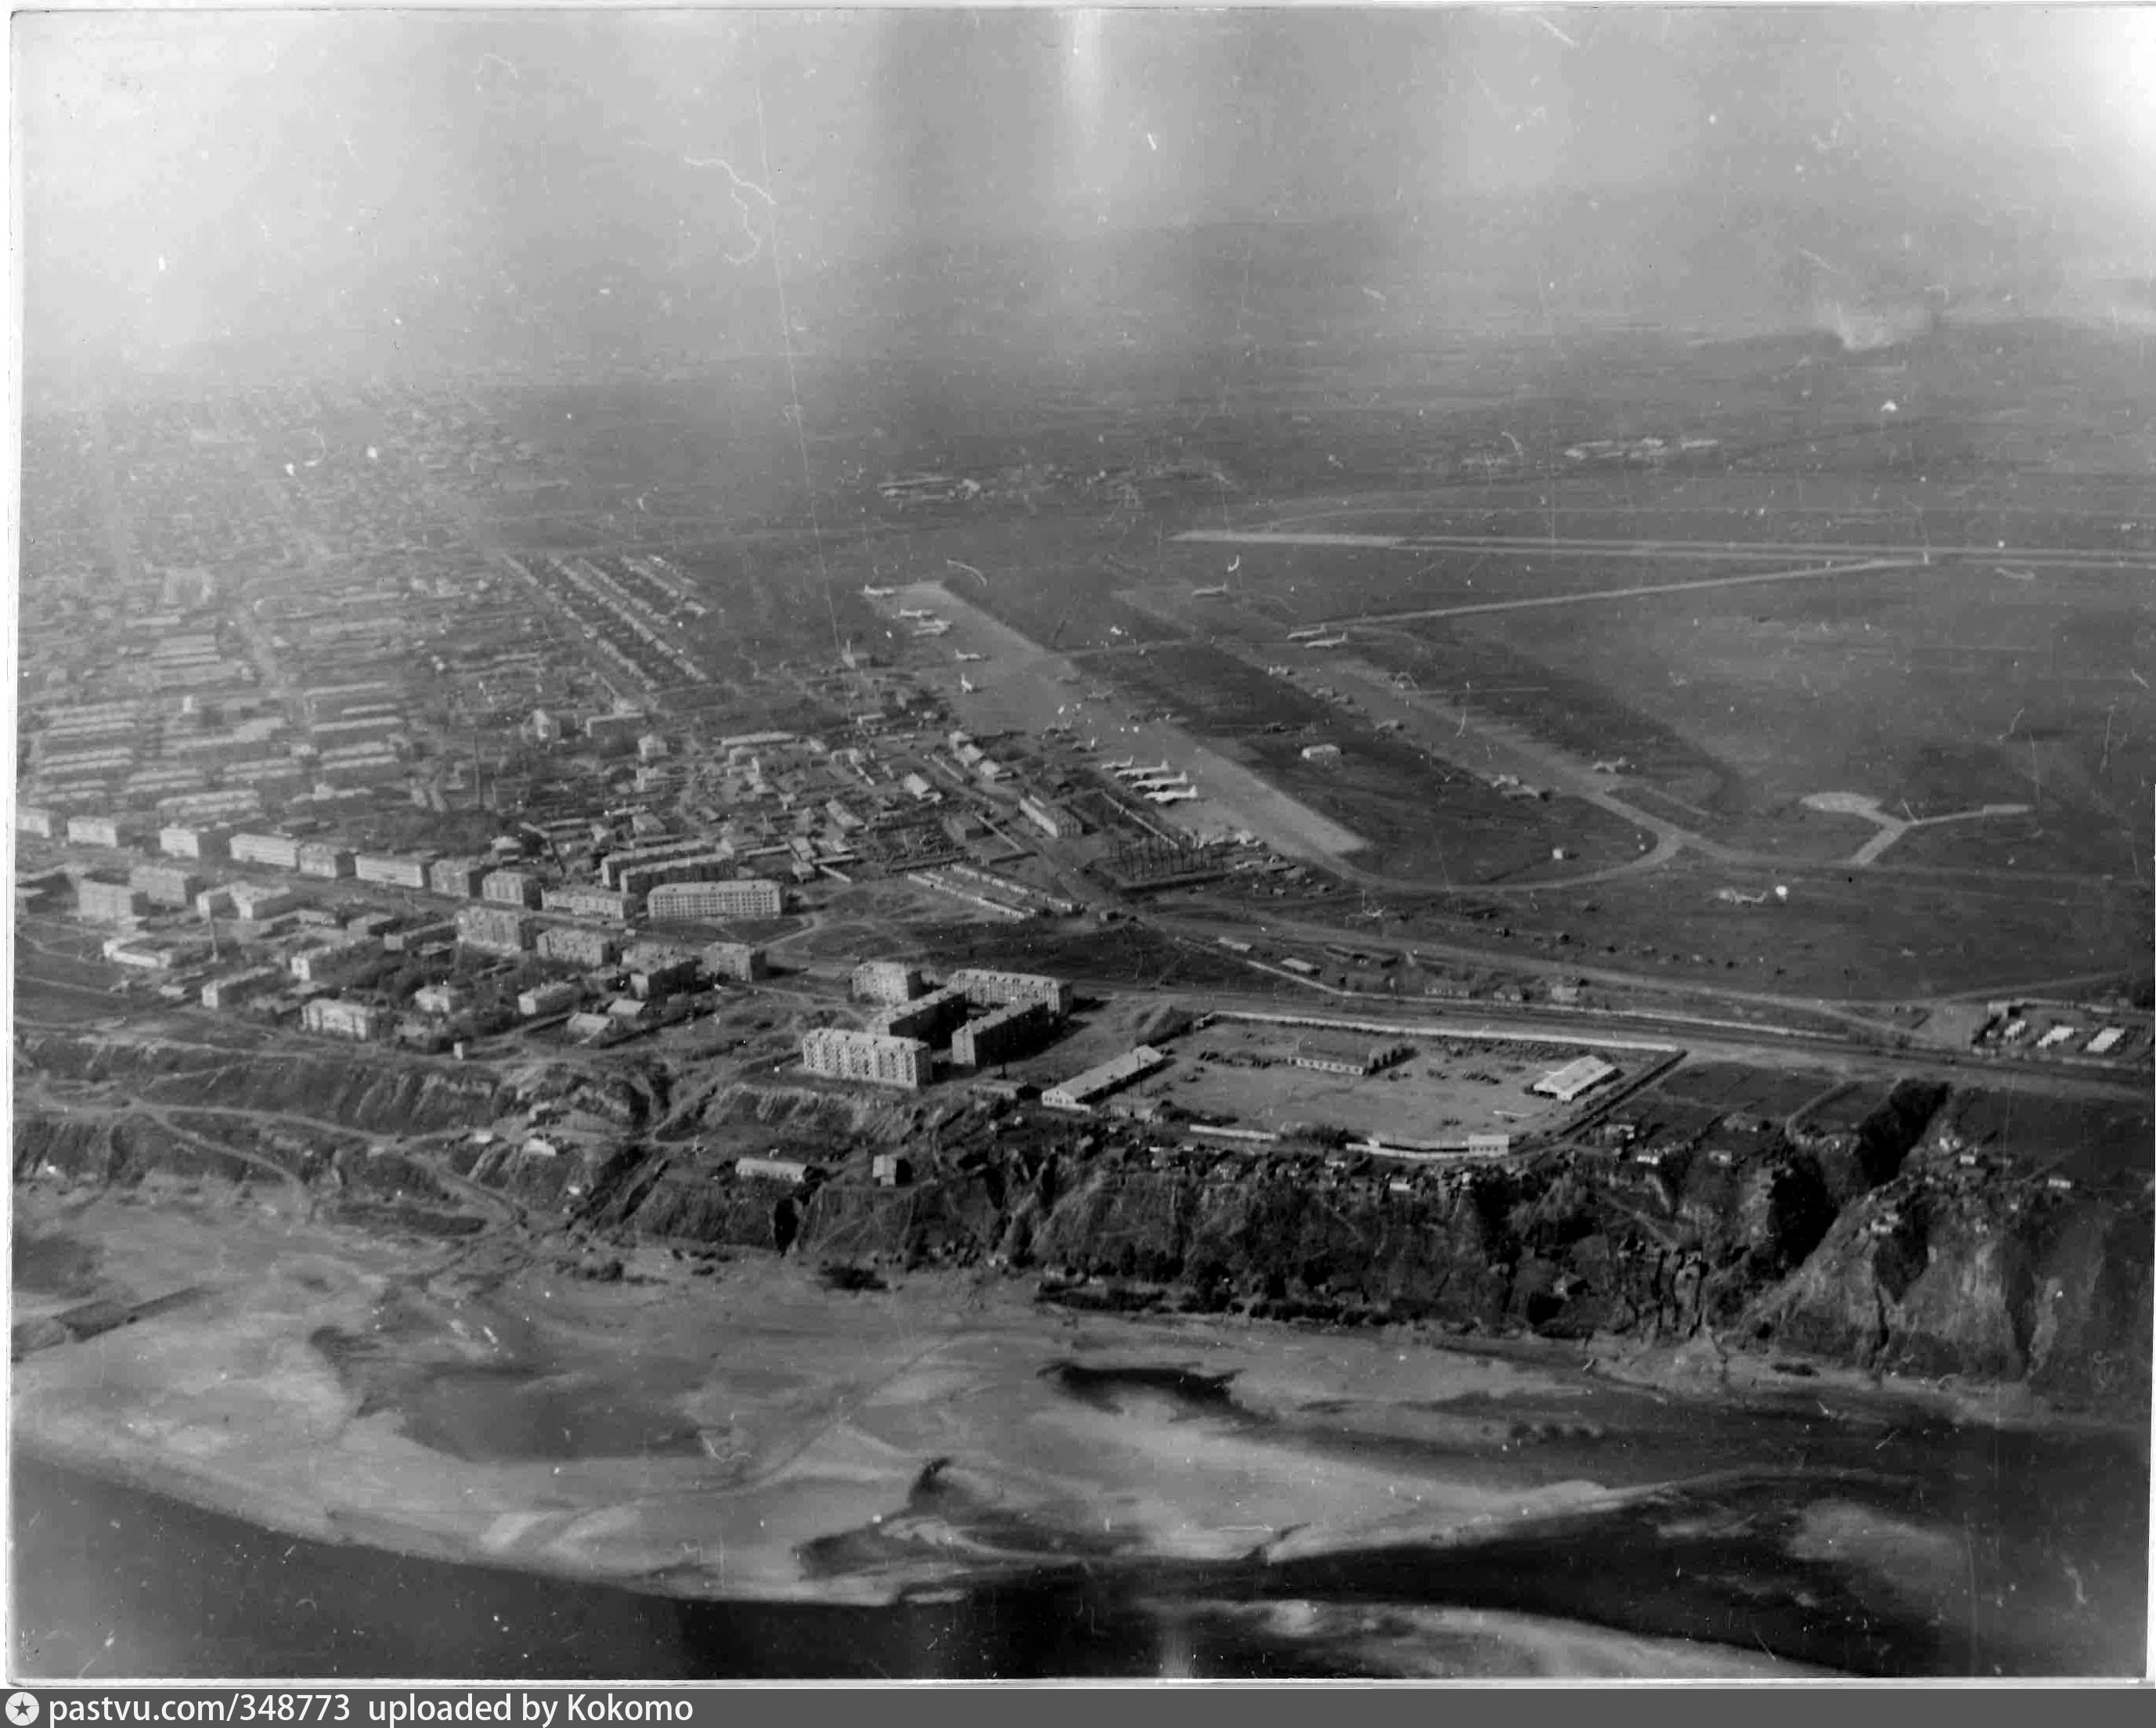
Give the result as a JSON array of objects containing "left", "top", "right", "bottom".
[{"left": 20, "top": 9, "right": 2156, "bottom": 392}]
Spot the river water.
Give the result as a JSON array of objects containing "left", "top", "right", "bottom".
[{"left": 14, "top": 1407, "right": 2147, "bottom": 1682}]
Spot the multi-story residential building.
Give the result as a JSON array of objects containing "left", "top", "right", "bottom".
[
  {"left": 157, "top": 789, "right": 264, "bottom": 826},
  {"left": 456, "top": 905, "right": 534, "bottom": 956},
  {"left": 158, "top": 824, "right": 230, "bottom": 862},
  {"left": 800, "top": 1026, "right": 932, "bottom": 1090},
  {"left": 77, "top": 880, "right": 150, "bottom": 922},
  {"left": 226, "top": 882, "right": 302, "bottom": 922},
  {"left": 302, "top": 997, "right": 388, "bottom": 1041},
  {"left": 200, "top": 967, "right": 283, "bottom": 1010},
  {"left": 296, "top": 843, "right": 355, "bottom": 880},
  {"left": 950, "top": 999, "right": 1054, "bottom": 1069},
  {"left": 947, "top": 968, "right": 1075, "bottom": 1017},
  {"left": 128, "top": 864, "right": 204, "bottom": 908},
  {"left": 66, "top": 815, "right": 137, "bottom": 850},
  {"left": 229, "top": 832, "right": 302, "bottom": 870},
  {"left": 539, "top": 885, "right": 638, "bottom": 922},
  {"left": 481, "top": 869, "right": 543, "bottom": 908},
  {"left": 535, "top": 925, "right": 618, "bottom": 969},
  {"left": 597, "top": 839, "right": 714, "bottom": 889},
  {"left": 851, "top": 961, "right": 925, "bottom": 1005},
  {"left": 876, "top": 986, "right": 971, "bottom": 1046},
  {"left": 517, "top": 980, "right": 581, "bottom": 1018},
  {"left": 355, "top": 853, "right": 432, "bottom": 890},
  {"left": 644, "top": 877, "right": 782, "bottom": 922},
  {"left": 701, "top": 942, "right": 769, "bottom": 983},
  {"left": 288, "top": 937, "right": 385, "bottom": 986},
  {"left": 629, "top": 958, "right": 699, "bottom": 1001},
  {"left": 427, "top": 857, "right": 491, "bottom": 900}
]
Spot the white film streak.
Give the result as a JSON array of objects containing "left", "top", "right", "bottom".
[{"left": 686, "top": 156, "right": 777, "bottom": 266}]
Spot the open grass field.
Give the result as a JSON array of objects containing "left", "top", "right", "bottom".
[
  {"left": 1433, "top": 561, "right": 2151, "bottom": 865},
  {"left": 1650, "top": 1061, "right": 1847, "bottom": 1124},
  {"left": 1235, "top": 732, "right": 1648, "bottom": 886},
  {"left": 1258, "top": 852, "right": 2147, "bottom": 1001}
]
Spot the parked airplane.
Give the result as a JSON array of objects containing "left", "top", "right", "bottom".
[
  {"left": 912, "top": 620, "right": 951, "bottom": 637},
  {"left": 1134, "top": 774, "right": 1191, "bottom": 792},
  {"left": 1115, "top": 760, "right": 1175, "bottom": 780},
  {"left": 1147, "top": 787, "right": 1199, "bottom": 804},
  {"left": 897, "top": 607, "right": 932, "bottom": 619},
  {"left": 1192, "top": 583, "right": 1229, "bottom": 597},
  {"left": 955, "top": 651, "right": 985, "bottom": 662},
  {"left": 1104, "top": 756, "right": 1135, "bottom": 770},
  {"left": 1303, "top": 633, "right": 1348, "bottom": 649},
  {"left": 959, "top": 675, "right": 978, "bottom": 694},
  {"left": 862, "top": 584, "right": 897, "bottom": 598}
]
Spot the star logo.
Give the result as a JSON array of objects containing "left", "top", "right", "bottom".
[{"left": 7, "top": 1694, "right": 40, "bottom": 1726}]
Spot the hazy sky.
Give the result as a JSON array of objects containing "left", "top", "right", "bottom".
[{"left": 18, "top": 7, "right": 2156, "bottom": 383}]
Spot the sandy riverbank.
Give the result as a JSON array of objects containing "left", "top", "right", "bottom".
[{"left": 13, "top": 1180, "right": 2148, "bottom": 1675}]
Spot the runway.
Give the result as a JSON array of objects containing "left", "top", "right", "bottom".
[{"left": 1174, "top": 527, "right": 2155, "bottom": 568}]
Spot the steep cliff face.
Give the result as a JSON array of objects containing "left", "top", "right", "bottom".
[
  {"left": 16, "top": 1030, "right": 506, "bottom": 1135},
  {"left": 1747, "top": 1172, "right": 2152, "bottom": 1409},
  {"left": 16, "top": 1022, "right": 2147, "bottom": 1412},
  {"left": 14, "top": 1113, "right": 252, "bottom": 1187}
]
